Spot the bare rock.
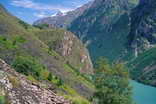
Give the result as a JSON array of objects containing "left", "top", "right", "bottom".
[{"left": 0, "top": 59, "right": 71, "bottom": 104}]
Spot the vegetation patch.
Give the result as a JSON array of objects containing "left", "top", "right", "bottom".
[
  {"left": 0, "top": 96, "right": 6, "bottom": 104},
  {"left": 93, "top": 58, "right": 133, "bottom": 104},
  {"left": 0, "top": 35, "right": 26, "bottom": 50},
  {"left": 64, "top": 95, "right": 91, "bottom": 104},
  {"left": 12, "top": 55, "right": 64, "bottom": 86}
]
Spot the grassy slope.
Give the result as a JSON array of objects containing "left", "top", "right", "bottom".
[{"left": 0, "top": 5, "right": 94, "bottom": 102}]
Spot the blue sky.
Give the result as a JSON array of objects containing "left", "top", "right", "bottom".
[{"left": 0, "top": 0, "right": 91, "bottom": 24}]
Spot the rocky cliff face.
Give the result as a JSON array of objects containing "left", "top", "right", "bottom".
[
  {"left": 33, "top": 1, "right": 93, "bottom": 28},
  {"left": 127, "top": 0, "right": 156, "bottom": 86},
  {"left": 128, "top": 0, "right": 156, "bottom": 54},
  {"left": 0, "top": 59, "right": 70, "bottom": 104}
]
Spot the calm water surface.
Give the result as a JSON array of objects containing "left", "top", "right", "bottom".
[{"left": 131, "top": 81, "right": 156, "bottom": 104}]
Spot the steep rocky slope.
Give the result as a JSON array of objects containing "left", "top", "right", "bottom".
[
  {"left": 33, "top": 1, "right": 93, "bottom": 28},
  {"left": 0, "top": 59, "right": 71, "bottom": 104},
  {"left": 0, "top": 4, "right": 94, "bottom": 102},
  {"left": 128, "top": 0, "right": 156, "bottom": 53}
]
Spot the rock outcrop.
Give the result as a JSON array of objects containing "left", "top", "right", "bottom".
[{"left": 0, "top": 59, "right": 71, "bottom": 104}]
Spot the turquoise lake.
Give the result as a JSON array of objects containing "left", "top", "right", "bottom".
[{"left": 131, "top": 81, "right": 156, "bottom": 104}]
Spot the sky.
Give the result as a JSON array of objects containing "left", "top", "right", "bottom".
[{"left": 0, "top": 0, "right": 91, "bottom": 24}]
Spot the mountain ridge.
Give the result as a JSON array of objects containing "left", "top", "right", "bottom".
[{"left": 33, "top": 1, "right": 93, "bottom": 28}]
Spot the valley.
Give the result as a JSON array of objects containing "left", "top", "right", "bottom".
[{"left": 0, "top": 0, "right": 156, "bottom": 104}]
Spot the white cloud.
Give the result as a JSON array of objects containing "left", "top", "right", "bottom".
[
  {"left": 33, "top": 12, "right": 48, "bottom": 18},
  {"left": 10, "top": 0, "right": 73, "bottom": 12}
]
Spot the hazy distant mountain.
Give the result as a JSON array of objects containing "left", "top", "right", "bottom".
[{"left": 33, "top": 1, "right": 93, "bottom": 28}]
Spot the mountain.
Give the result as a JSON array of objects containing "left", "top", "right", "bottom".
[
  {"left": 69, "top": 0, "right": 156, "bottom": 86},
  {"left": 0, "top": 4, "right": 94, "bottom": 103},
  {"left": 69, "top": 0, "right": 139, "bottom": 61},
  {"left": 33, "top": 1, "right": 93, "bottom": 28}
]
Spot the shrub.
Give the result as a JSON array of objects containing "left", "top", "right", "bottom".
[
  {"left": 47, "top": 73, "right": 53, "bottom": 81},
  {"left": 56, "top": 79, "right": 64, "bottom": 86},
  {"left": 0, "top": 36, "right": 16, "bottom": 49},
  {"left": 93, "top": 58, "right": 133, "bottom": 104},
  {"left": 0, "top": 96, "right": 5, "bottom": 104},
  {"left": 39, "top": 69, "right": 49, "bottom": 80},
  {"left": 27, "top": 75, "right": 38, "bottom": 83},
  {"left": 12, "top": 36, "right": 26, "bottom": 46},
  {"left": 64, "top": 95, "right": 90, "bottom": 104},
  {"left": 0, "top": 35, "right": 26, "bottom": 49},
  {"left": 12, "top": 55, "right": 64, "bottom": 87},
  {"left": 18, "top": 20, "right": 29, "bottom": 29},
  {"left": 12, "top": 55, "right": 43, "bottom": 79}
]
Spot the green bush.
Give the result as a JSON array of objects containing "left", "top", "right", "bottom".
[
  {"left": 64, "top": 95, "right": 90, "bottom": 104},
  {"left": 12, "top": 55, "right": 64, "bottom": 87},
  {"left": 18, "top": 20, "right": 29, "bottom": 29},
  {"left": 72, "top": 97, "right": 90, "bottom": 104},
  {"left": 27, "top": 75, "right": 38, "bottom": 83},
  {"left": 0, "top": 96, "right": 5, "bottom": 104},
  {"left": 12, "top": 36, "right": 26, "bottom": 46},
  {"left": 12, "top": 55, "right": 42, "bottom": 77},
  {"left": 0, "top": 35, "right": 26, "bottom": 49},
  {"left": 0, "top": 36, "right": 16, "bottom": 49},
  {"left": 93, "top": 58, "right": 133, "bottom": 104}
]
